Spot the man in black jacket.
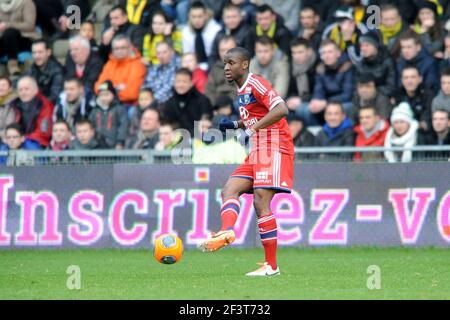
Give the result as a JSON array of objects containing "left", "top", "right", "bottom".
[
  {"left": 248, "top": 4, "right": 292, "bottom": 57},
  {"left": 416, "top": 109, "right": 450, "bottom": 160},
  {"left": 27, "top": 39, "right": 65, "bottom": 105},
  {"left": 162, "top": 68, "right": 213, "bottom": 137},
  {"left": 65, "top": 35, "right": 104, "bottom": 92}
]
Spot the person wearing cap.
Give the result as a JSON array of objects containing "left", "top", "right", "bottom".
[
  {"left": 416, "top": 108, "right": 450, "bottom": 159},
  {"left": 392, "top": 65, "right": 434, "bottom": 131},
  {"left": 431, "top": 68, "right": 450, "bottom": 114},
  {"left": 397, "top": 30, "right": 439, "bottom": 92},
  {"left": 413, "top": 0, "right": 444, "bottom": 59},
  {"left": 354, "top": 105, "right": 390, "bottom": 162},
  {"left": 352, "top": 73, "right": 393, "bottom": 124},
  {"left": 322, "top": 5, "right": 368, "bottom": 58},
  {"left": 384, "top": 102, "right": 419, "bottom": 163},
  {"left": 353, "top": 31, "right": 397, "bottom": 97},
  {"left": 89, "top": 80, "right": 129, "bottom": 149}
]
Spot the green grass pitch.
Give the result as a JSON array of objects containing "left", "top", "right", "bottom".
[{"left": 1, "top": 247, "right": 450, "bottom": 300}]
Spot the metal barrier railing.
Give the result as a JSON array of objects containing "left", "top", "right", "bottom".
[{"left": 0, "top": 146, "right": 449, "bottom": 166}]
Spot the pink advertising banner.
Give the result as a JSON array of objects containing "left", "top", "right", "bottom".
[{"left": 0, "top": 162, "right": 449, "bottom": 248}]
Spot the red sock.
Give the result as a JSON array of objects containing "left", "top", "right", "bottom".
[
  {"left": 220, "top": 198, "right": 240, "bottom": 231},
  {"left": 258, "top": 214, "right": 277, "bottom": 270}
]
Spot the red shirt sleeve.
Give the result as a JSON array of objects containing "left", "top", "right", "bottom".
[{"left": 251, "top": 76, "right": 284, "bottom": 111}]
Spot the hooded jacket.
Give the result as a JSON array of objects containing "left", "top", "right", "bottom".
[
  {"left": 95, "top": 48, "right": 147, "bottom": 104},
  {"left": 354, "top": 119, "right": 390, "bottom": 161},
  {"left": 316, "top": 117, "right": 355, "bottom": 160}
]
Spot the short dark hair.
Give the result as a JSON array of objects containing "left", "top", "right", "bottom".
[
  {"left": 75, "top": 119, "right": 94, "bottom": 129},
  {"left": 226, "top": 46, "right": 251, "bottom": 63},
  {"left": 223, "top": 3, "right": 240, "bottom": 14},
  {"left": 190, "top": 1, "right": 207, "bottom": 12},
  {"left": 140, "top": 87, "right": 154, "bottom": 96},
  {"left": 110, "top": 5, "right": 127, "bottom": 16},
  {"left": 53, "top": 119, "right": 71, "bottom": 131},
  {"left": 300, "top": 6, "right": 317, "bottom": 15},
  {"left": 255, "top": 35, "right": 275, "bottom": 47},
  {"left": 441, "top": 68, "right": 450, "bottom": 78},
  {"left": 32, "top": 39, "right": 51, "bottom": 50},
  {"left": 357, "top": 73, "right": 377, "bottom": 85},
  {"left": 432, "top": 108, "right": 450, "bottom": 118},
  {"left": 64, "top": 77, "right": 83, "bottom": 87},
  {"left": 401, "top": 65, "right": 420, "bottom": 76},
  {"left": 399, "top": 30, "right": 421, "bottom": 46},
  {"left": 142, "top": 107, "right": 160, "bottom": 120},
  {"left": 359, "top": 105, "right": 379, "bottom": 116},
  {"left": 5, "top": 123, "right": 24, "bottom": 136},
  {"left": 176, "top": 67, "right": 193, "bottom": 79},
  {"left": 257, "top": 4, "right": 275, "bottom": 15},
  {"left": 320, "top": 39, "right": 339, "bottom": 50},
  {"left": 290, "top": 37, "right": 311, "bottom": 49},
  {"left": 326, "top": 101, "right": 345, "bottom": 114}
]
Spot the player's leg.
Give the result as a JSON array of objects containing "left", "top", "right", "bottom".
[
  {"left": 245, "top": 188, "right": 280, "bottom": 276},
  {"left": 219, "top": 177, "right": 253, "bottom": 231}
]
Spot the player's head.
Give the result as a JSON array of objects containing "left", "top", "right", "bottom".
[{"left": 223, "top": 46, "right": 251, "bottom": 83}]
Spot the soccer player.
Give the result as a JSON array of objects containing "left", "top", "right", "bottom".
[{"left": 199, "top": 47, "right": 294, "bottom": 276}]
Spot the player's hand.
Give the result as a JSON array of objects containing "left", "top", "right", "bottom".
[
  {"left": 219, "top": 118, "right": 239, "bottom": 132},
  {"left": 237, "top": 128, "right": 255, "bottom": 146}
]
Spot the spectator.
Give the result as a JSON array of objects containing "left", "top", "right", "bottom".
[
  {"left": 397, "top": 30, "right": 439, "bottom": 91},
  {"left": 119, "top": 0, "right": 161, "bottom": 28},
  {"left": 95, "top": 35, "right": 147, "bottom": 105},
  {"left": 322, "top": 6, "right": 368, "bottom": 61},
  {"left": 79, "top": 21, "right": 100, "bottom": 53},
  {"left": 27, "top": 39, "right": 65, "bottom": 105},
  {"left": 181, "top": 1, "right": 221, "bottom": 71},
  {"left": 384, "top": 102, "right": 419, "bottom": 163},
  {"left": 53, "top": 78, "right": 92, "bottom": 132},
  {"left": 351, "top": 73, "right": 393, "bottom": 124},
  {"left": 259, "top": 0, "right": 301, "bottom": 33},
  {"left": 154, "top": 122, "right": 181, "bottom": 151},
  {"left": 431, "top": 68, "right": 450, "bottom": 114},
  {"left": 249, "top": 36, "right": 289, "bottom": 99},
  {"left": 353, "top": 31, "right": 397, "bottom": 97},
  {"left": 100, "top": 5, "right": 145, "bottom": 59},
  {"left": 316, "top": 102, "right": 355, "bottom": 160},
  {"left": 48, "top": 119, "right": 72, "bottom": 151},
  {"left": 297, "top": 6, "right": 324, "bottom": 52},
  {"left": 205, "top": 35, "right": 237, "bottom": 107},
  {"left": 210, "top": 3, "right": 252, "bottom": 64},
  {"left": 128, "top": 88, "right": 158, "bottom": 138},
  {"left": 413, "top": 0, "right": 444, "bottom": 59},
  {"left": 159, "top": 0, "right": 190, "bottom": 25},
  {"left": 0, "top": 123, "right": 41, "bottom": 165},
  {"left": 142, "top": 40, "right": 181, "bottom": 103},
  {"left": 248, "top": 4, "right": 292, "bottom": 57},
  {"left": 141, "top": 10, "right": 182, "bottom": 65},
  {"left": 126, "top": 107, "right": 160, "bottom": 149},
  {"left": 416, "top": 108, "right": 450, "bottom": 159},
  {"left": 182, "top": 53, "right": 208, "bottom": 94},
  {"left": 65, "top": 35, "right": 104, "bottom": 92},
  {"left": 0, "top": 76, "right": 17, "bottom": 143},
  {"left": 439, "top": 33, "right": 450, "bottom": 73},
  {"left": 0, "top": 0, "right": 40, "bottom": 76},
  {"left": 287, "top": 112, "right": 317, "bottom": 160},
  {"left": 162, "top": 68, "right": 213, "bottom": 137},
  {"left": 392, "top": 66, "right": 434, "bottom": 131},
  {"left": 14, "top": 76, "right": 53, "bottom": 148},
  {"left": 89, "top": 80, "right": 129, "bottom": 149},
  {"left": 298, "top": 40, "right": 355, "bottom": 126},
  {"left": 286, "top": 38, "right": 318, "bottom": 115},
  {"left": 354, "top": 105, "right": 390, "bottom": 162},
  {"left": 70, "top": 119, "right": 106, "bottom": 150},
  {"left": 379, "top": 4, "right": 409, "bottom": 60}
]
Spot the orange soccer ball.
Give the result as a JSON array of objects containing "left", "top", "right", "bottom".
[{"left": 153, "top": 234, "right": 183, "bottom": 264}]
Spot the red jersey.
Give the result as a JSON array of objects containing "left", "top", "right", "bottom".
[{"left": 237, "top": 73, "right": 294, "bottom": 155}]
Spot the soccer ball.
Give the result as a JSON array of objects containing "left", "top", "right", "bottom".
[{"left": 153, "top": 234, "right": 183, "bottom": 264}]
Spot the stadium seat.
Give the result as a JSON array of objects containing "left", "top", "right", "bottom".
[{"left": 53, "top": 39, "right": 70, "bottom": 66}]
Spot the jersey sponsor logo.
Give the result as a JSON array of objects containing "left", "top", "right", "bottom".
[
  {"left": 245, "top": 86, "right": 252, "bottom": 93},
  {"left": 244, "top": 118, "right": 258, "bottom": 127},
  {"left": 237, "top": 93, "right": 256, "bottom": 107},
  {"left": 256, "top": 171, "right": 268, "bottom": 180},
  {"left": 239, "top": 107, "right": 250, "bottom": 119}
]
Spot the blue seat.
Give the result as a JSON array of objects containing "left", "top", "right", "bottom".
[{"left": 0, "top": 51, "right": 33, "bottom": 64}]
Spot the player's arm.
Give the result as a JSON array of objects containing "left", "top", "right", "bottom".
[{"left": 250, "top": 102, "right": 289, "bottom": 132}]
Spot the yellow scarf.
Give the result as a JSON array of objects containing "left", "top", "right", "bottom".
[
  {"left": 380, "top": 20, "right": 403, "bottom": 45},
  {"left": 142, "top": 30, "right": 183, "bottom": 64},
  {"left": 329, "top": 25, "right": 357, "bottom": 51},
  {"left": 127, "top": 0, "right": 147, "bottom": 25},
  {"left": 256, "top": 21, "right": 276, "bottom": 38}
]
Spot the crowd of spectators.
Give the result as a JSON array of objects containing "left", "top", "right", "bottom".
[{"left": 0, "top": 0, "right": 449, "bottom": 163}]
